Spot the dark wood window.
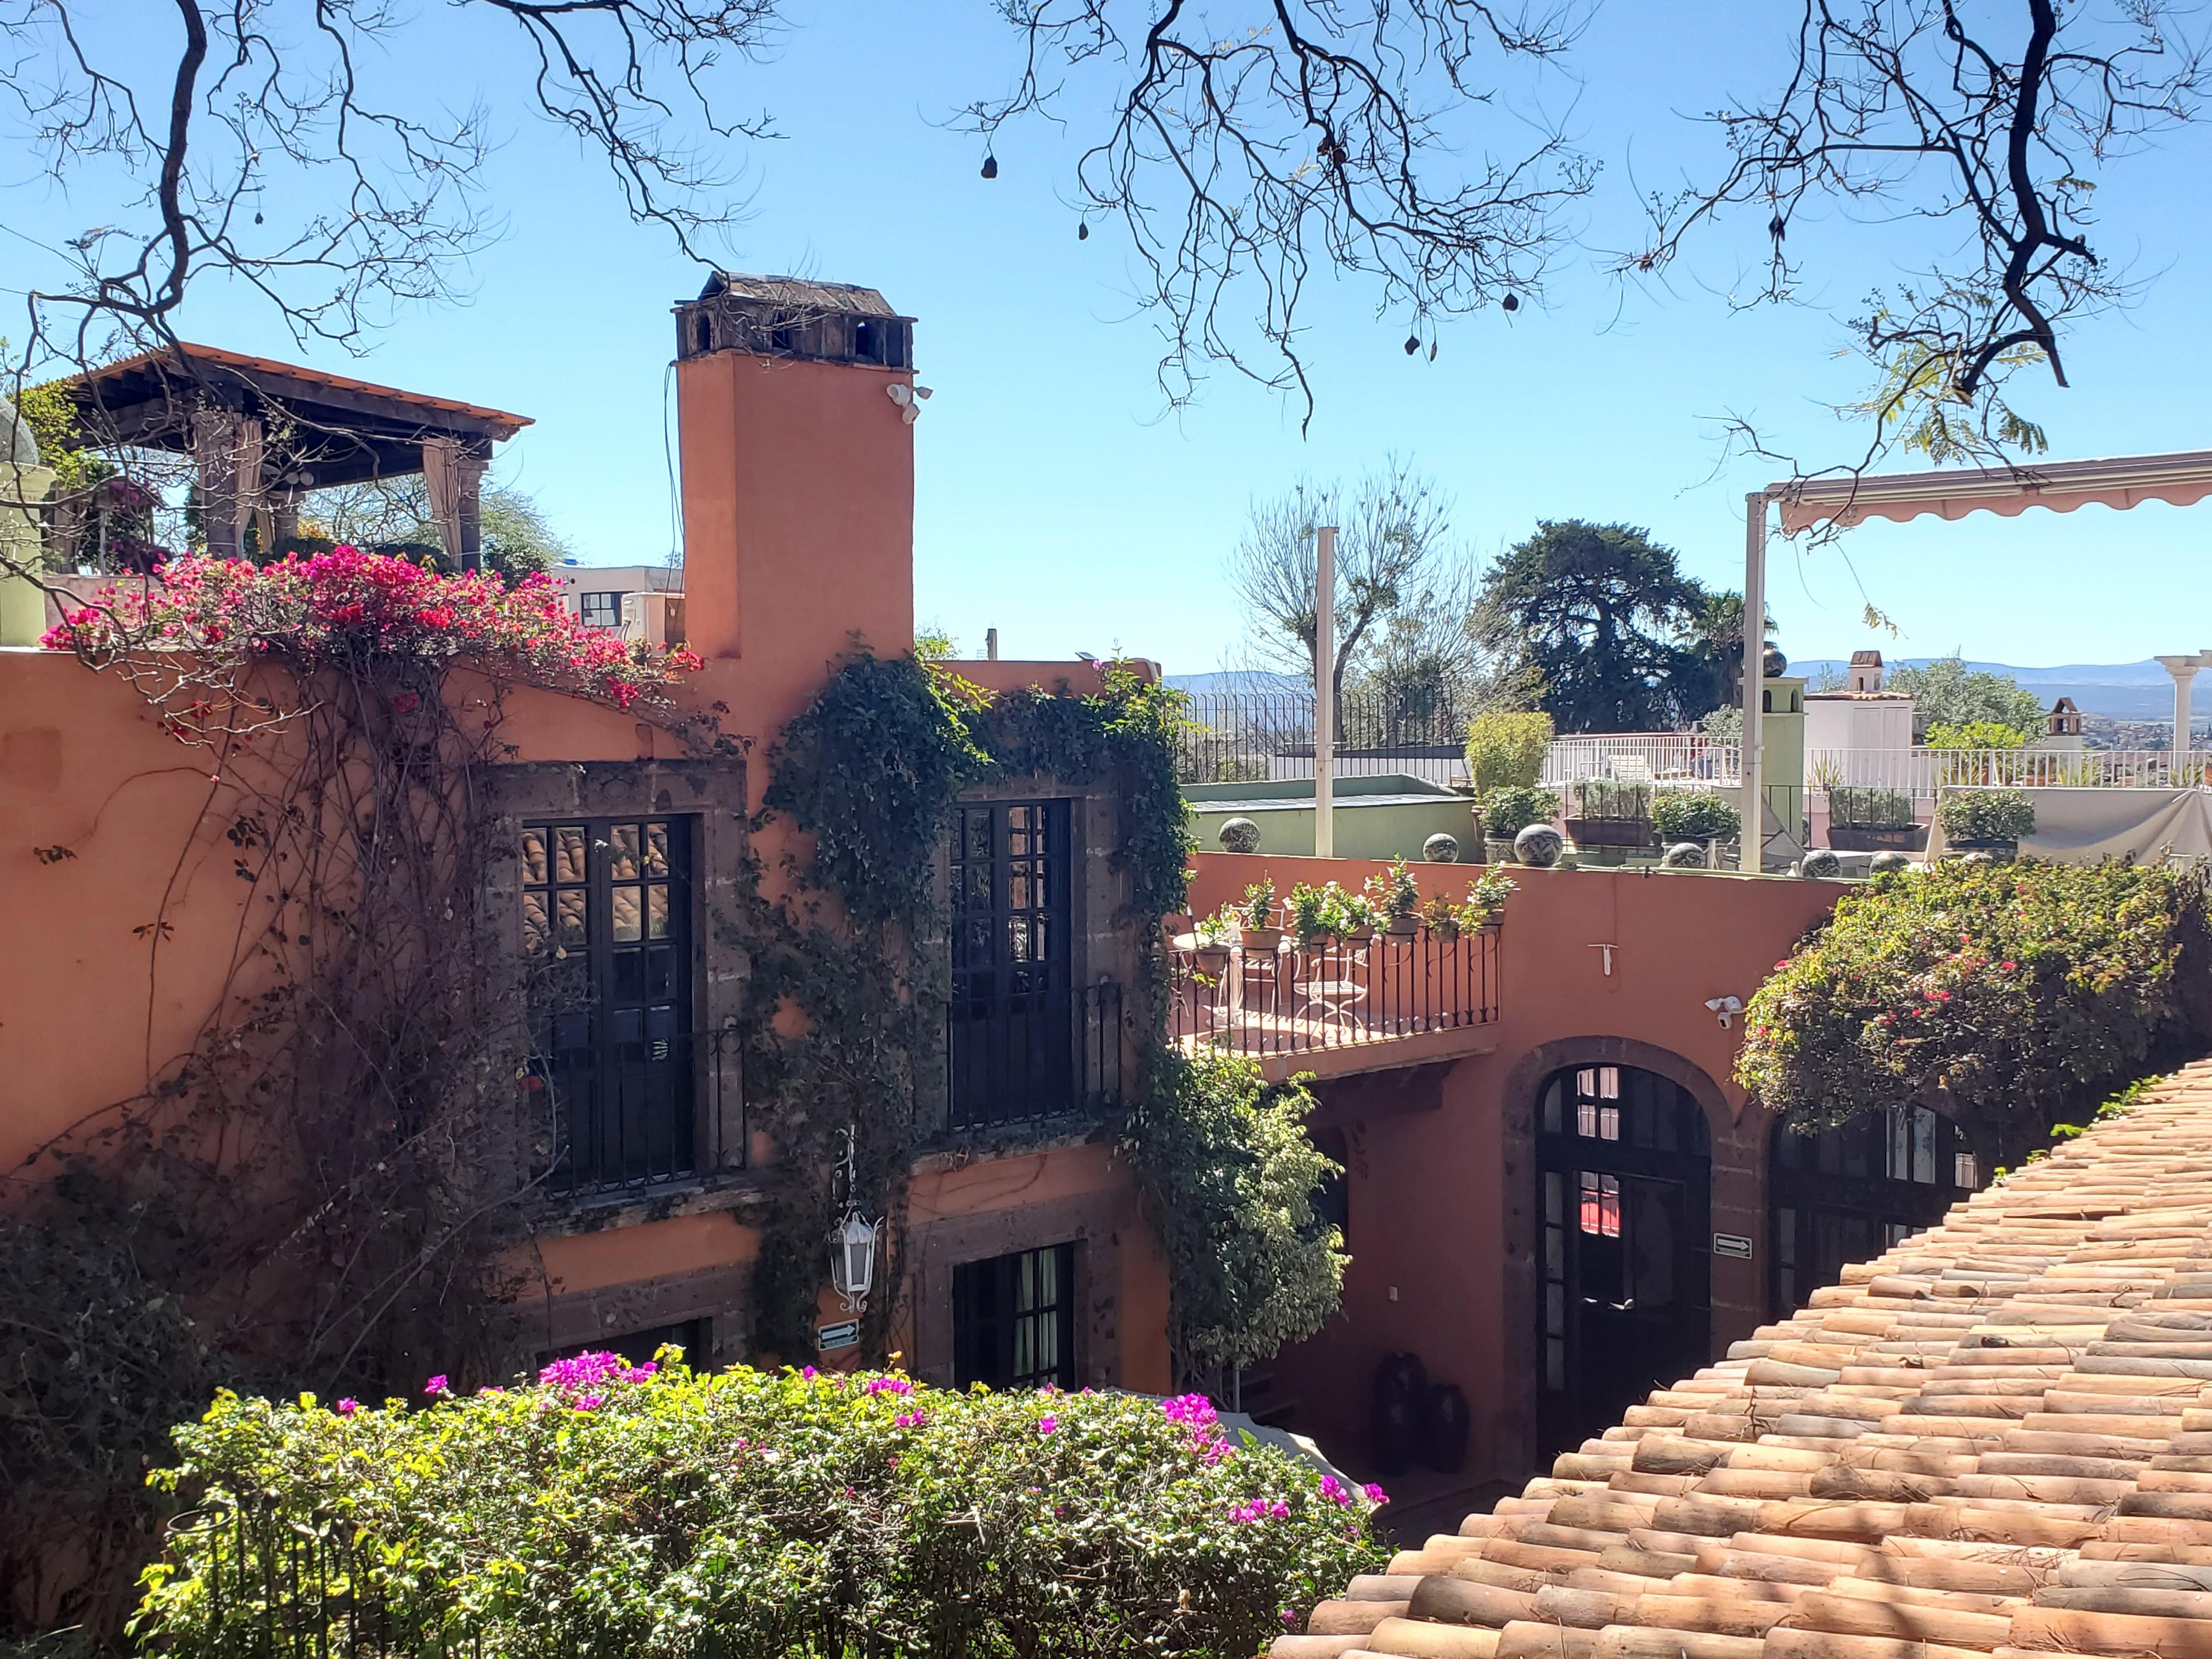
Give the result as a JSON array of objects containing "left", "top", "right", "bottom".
[
  {"left": 950, "top": 800, "right": 1102, "bottom": 1127},
  {"left": 542, "top": 1319, "right": 707, "bottom": 1371},
  {"left": 523, "top": 818, "right": 695, "bottom": 1194},
  {"left": 1771, "top": 1104, "right": 1983, "bottom": 1314},
  {"left": 579, "top": 591, "right": 624, "bottom": 629},
  {"left": 954, "top": 1244, "right": 1077, "bottom": 1390}
]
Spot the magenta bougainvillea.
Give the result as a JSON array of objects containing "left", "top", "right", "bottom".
[{"left": 41, "top": 548, "right": 701, "bottom": 708}]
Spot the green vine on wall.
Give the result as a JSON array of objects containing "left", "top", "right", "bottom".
[
  {"left": 747, "top": 651, "right": 1344, "bottom": 1384},
  {"left": 741, "top": 656, "right": 1199, "bottom": 1359}
]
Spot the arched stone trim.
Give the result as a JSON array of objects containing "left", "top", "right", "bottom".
[{"left": 1494, "top": 1036, "right": 1758, "bottom": 1481}]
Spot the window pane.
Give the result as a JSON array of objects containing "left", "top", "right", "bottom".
[
  {"left": 612, "top": 887, "right": 642, "bottom": 943},
  {"left": 522, "top": 893, "right": 549, "bottom": 954},
  {"left": 610, "top": 824, "right": 641, "bottom": 881},
  {"left": 646, "top": 823, "right": 669, "bottom": 876},
  {"left": 557, "top": 890, "right": 587, "bottom": 946},
  {"left": 522, "top": 829, "right": 549, "bottom": 885},
  {"left": 647, "top": 884, "right": 669, "bottom": 940},
  {"left": 555, "top": 827, "right": 586, "bottom": 883}
]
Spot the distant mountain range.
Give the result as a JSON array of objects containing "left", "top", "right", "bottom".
[{"left": 1170, "top": 661, "right": 2190, "bottom": 720}]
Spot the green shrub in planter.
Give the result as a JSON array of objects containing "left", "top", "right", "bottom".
[
  {"left": 1937, "top": 788, "right": 2036, "bottom": 843},
  {"left": 1829, "top": 787, "right": 1917, "bottom": 831},
  {"left": 1479, "top": 784, "right": 1559, "bottom": 839},
  {"left": 1652, "top": 790, "right": 1740, "bottom": 844},
  {"left": 139, "top": 1359, "right": 1388, "bottom": 1659}
]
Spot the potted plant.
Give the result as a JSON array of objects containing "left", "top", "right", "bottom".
[
  {"left": 1827, "top": 786, "right": 1925, "bottom": 854},
  {"left": 1285, "top": 882, "right": 1334, "bottom": 952},
  {"left": 1462, "top": 865, "right": 1517, "bottom": 929},
  {"left": 1938, "top": 788, "right": 2035, "bottom": 859},
  {"left": 1237, "top": 878, "right": 1282, "bottom": 951},
  {"left": 1335, "top": 888, "right": 1383, "bottom": 943},
  {"left": 1366, "top": 859, "right": 1422, "bottom": 935},
  {"left": 1652, "top": 789, "right": 1740, "bottom": 855},
  {"left": 1192, "top": 904, "right": 1237, "bottom": 970},
  {"left": 1419, "top": 892, "right": 1462, "bottom": 940},
  {"left": 1479, "top": 785, "right": 1559, "bottom": 863},
  {"left": 1566, "top": 778, "right": 1654, "bottom": 849}
]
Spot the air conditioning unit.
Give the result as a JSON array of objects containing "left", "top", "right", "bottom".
[{"left": 622, "top": 590, "right": 686, "bottom": 648}]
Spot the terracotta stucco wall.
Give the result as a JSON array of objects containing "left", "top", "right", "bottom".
[{"left": 1182, "top": 852, "right": 1842, "bottom": 1480}]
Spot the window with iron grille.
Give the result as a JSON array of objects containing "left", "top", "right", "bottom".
[
  {"left": 522, "top": 819, "right": 696, "bottom": 1194},
  {"left": 579, "top": 591, "right": 624, "bottom": 629},
  {"left": 953, "top": 1244, "right": 1077, "bottom": 1390}
]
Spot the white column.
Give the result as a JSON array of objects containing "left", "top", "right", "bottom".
[
  {"left": 1313, "top": 524, "right": 1337, "bottom": 858},
  {"left": 2156, "top": 655, "right": 2199, "bottom": 776},
  {"left": 1738, "top": 493, "right": 1767, "bottom": 874}
]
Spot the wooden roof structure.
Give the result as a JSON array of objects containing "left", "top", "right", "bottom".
[
  {"left": 1275, "top": 1058, "right": 2212, "bottom": 1659},
  {"left": 61, "top": 342, "right": 531, "bottom": 490}
]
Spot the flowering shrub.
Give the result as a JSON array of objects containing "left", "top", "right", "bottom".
[
  {"left": 138, "top": 1358, "right": 1385, "bottom": 1659},
  {"left": 1737, "top": 859, "right": 2207, "bottom": 1159},
  {"left": 40, "top": 549, "right": 701, "bottom": 708}
]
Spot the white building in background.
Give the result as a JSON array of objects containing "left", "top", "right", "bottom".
[
  {"left": 1805, "top": 648, "right": 1914, "bottom": 755},
  {"left": 550, "top": 561, "right": 680, "bottom": 629}
]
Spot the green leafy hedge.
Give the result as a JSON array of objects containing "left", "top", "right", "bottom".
[
  {"left": 137, "top": 1359, "right": 1385, "bottom": 1659},
  {"left": 1936, "top": 787, "right": 2036, "bottom": 843},
  {"left": 1652, "top": 789, "right": 1739, "bottom": 843},
  {"left": 1738, "top": 860, "right": 2209, "bottom": 1163}
]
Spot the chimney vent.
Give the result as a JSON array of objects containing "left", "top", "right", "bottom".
[{"left": 675, "top": 272, "right": 914, "bottom": 369}]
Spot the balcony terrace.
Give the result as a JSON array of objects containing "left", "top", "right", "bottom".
[{"left": 1167, "top": 923, "right": 1500, "bottom": 1080}]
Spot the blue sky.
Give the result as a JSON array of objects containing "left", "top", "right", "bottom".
[{"left": 6, "top": 3, "right": 2210, "bottom": 672}]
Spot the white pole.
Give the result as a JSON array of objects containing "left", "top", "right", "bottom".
[
  {"left": 2157, "top": 655, "right": 2199, "bottom": 780},
  {"left": 1739, "top": 494, "right": 1767, "bottom": 874},
  {"left": 1314, "top": 524, "right": 1338, "bottom": 858}
]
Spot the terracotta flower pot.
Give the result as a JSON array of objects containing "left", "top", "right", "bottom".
[
  {"left": 1386, "top": 914, "right": 1420, "bottom": 936},
  {"left": 1240, "top": 926, "right": 1283, "bottom": 952}
]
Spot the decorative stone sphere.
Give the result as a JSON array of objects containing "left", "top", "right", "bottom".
[
  {"left": 1513, "top": 823, "right": 1564, "bottom": 868},
  {"left": 1801, "top": 848, "right": 1842, "bottom": 878},
  {"left": 1660, "top": 841, "right": 1706, "bottom": 868},
  {"left": 1217, "top": 816, "right": 1262, "bottom": 854},
  {"left": 1762, "top": 644, "right": 1789, "bottom": 679},
  {"left": 1868, "top": 850, "right": 1911, "bottom": 876},
  {"left": 1957, "top": 849, "right": 1996, "bottom": 867},
  {"left": 1422, "top": 832, "right": 1460, "bottom": 863}
]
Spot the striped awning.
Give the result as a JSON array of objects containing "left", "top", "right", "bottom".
[{"left": 1771, "top": 448, "right": 2212, "bottom": 532}]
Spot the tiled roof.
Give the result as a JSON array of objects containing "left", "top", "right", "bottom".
[{"left": 1276, "top": 1059, "right": 2212, "bottom": 1659}]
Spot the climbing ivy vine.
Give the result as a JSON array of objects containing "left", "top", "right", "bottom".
[{"left": 750, "top": 651, "right": 1344, "bottom": 1378}]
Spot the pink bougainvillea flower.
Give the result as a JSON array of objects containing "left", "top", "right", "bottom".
[
  {"left": 335, "top": 1398, "right": 359, "bottom": 1415},
  {"left": 424, "top": 1374, "right": 450, "bottom": 1396},
  {"left": 1363, "top": 1483, "right": 1389, "bottom": 1504},
  {"left": 574, "top": 1392, "right": 604, "bottom": 1411},
  {"left": 1037, "top": 1414, "right": 1058, "bottom": 1435}
]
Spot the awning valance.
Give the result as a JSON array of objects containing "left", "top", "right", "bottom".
[{"left": 1771, "top": 447, "right": 2212, "bottom": 533}]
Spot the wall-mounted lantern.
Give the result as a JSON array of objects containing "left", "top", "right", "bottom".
[{"left": 826, "top": 1126, "right": 879, "bottom": 1313}]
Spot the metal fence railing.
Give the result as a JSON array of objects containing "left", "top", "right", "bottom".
[
  {"left": 1167, "top": 926, "right": 1500, "bottom": 1060},
  {"left": 1177, "top": 690, "right": 1470, "bottom": 785},
  {"left": 947, "top": 982, "right": 1122, "bottom": 1131},
  {"left": 1807, "top": 747, "right": 2202, "bottom": 801},
  {"left": 1541, "top": 733, "right": 1741, "bottom": 787}
]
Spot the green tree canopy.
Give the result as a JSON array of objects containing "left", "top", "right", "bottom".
[
  {"left": 1475, "top": 520, "right": 1739, "bottom": 734},
  {"left": 1885, "top": 654, "right": 2047, "bottom": 739}
]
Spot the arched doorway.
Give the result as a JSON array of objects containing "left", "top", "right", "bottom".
[
  {"left": 1536, "top": 1062, "right": 1712, "bottom": 1456},
  {"left": 1769, "top": 1103, "right": 1983, "bottom": 1314}
]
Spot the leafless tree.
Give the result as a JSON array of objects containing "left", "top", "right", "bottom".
[
  {"left": 1623, "top": 1, "right": 2208, "bottom": 474},
  {"left": 1227, "top": 458, "right": 1474, "bottom": 721},
  {"left": 0, "top": 0, "right": 776, "bottom": 387},
  {"left": 963, "top": 1, "right": 1596, "bottom": 424}
]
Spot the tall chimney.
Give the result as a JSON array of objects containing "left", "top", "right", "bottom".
[{"left": 673, "top": 274, "right": 917, "bottom": 703}]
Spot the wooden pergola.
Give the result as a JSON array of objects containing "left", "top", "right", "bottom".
[
  {"left": 1739, "top": 448, "right": 2212, "bottom": 872},
  {"left": 62, "top": 343, "right": 531, "bottom": 568}
]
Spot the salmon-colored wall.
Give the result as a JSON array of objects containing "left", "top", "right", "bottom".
[
  {"left": 1182, "top": 852, "right": 1841, "bottom": 1482},
  {"left": 2, "top": 327, "right": 1170, "bottom": 1392}
]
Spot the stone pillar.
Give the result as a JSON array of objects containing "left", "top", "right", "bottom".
[
  {"left": 2156, "top": 654, "right": 2200, "bottom": 777},
  {"left": 0, "top": 461, "right": 58, "bottom": 645},
  {"left": 192, "top": 406, "right": 244, "bottom": 559}
]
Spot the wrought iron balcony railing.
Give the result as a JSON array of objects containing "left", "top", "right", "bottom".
[
  {"left": 1169, "top": 925, "right": 1500, "bottom": 1060},
  {"left": 947, "top": 982, "right": 1123, "bottom": 1131}
]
